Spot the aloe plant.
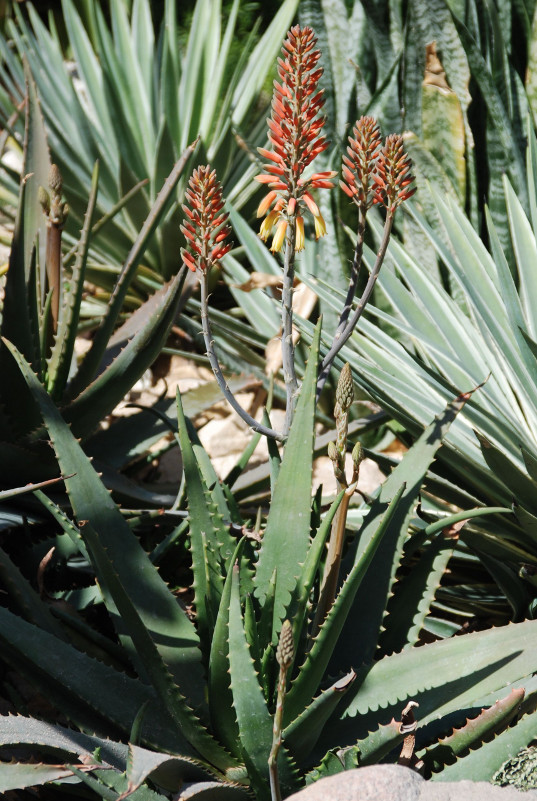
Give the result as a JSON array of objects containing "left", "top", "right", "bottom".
[
  {"left": 1, "top": 315, "right": 536, "bottom": 798},
  {"left": 0, "top": 66, "right": 197, "bottom": 532}
]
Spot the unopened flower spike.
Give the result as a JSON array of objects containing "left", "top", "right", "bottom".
[
  {"left": 340, "top": 116, "right": 382, "bottom": 209},
  {"left": 372, "top": 134, "right": 416, "bottom": 212},
  {"left": 180, "top": 164, "right": 284, "bottom": 442},
  {"left": 255, "top": 24, "right": 336, "bottom": 252},
  {"left": 180, "top": 165, "right": 233, "bottom": 273}
]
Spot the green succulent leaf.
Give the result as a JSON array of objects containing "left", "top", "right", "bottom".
[
  {"left": 125, "top": 742, "right": 216, "bottom": 796},
  {"left": 0, "top": 544, "right": 64, "bottom": 638},
  {"left": 338, "top": 391, "right": 473, "bottom": 668},
  {"left": 283, "top": 482, "right": 406, "bottom": 726},
  {"left": 378, "top": 531, "right": 455, "bottom": 655},
  {"left": 208, "top": 541, "right": 244, "bottom": 757},
  {"left": 0, "top": 64, "right": 50, "bottom": 440},
  {"left": 0, "top": 762, "right": 81, "bottom": 793},
  {"left": 0, "top": 714, "right": 126, "bottom": 768},
  {"left": 340, "top": 618, "right": 537, "bottom": 746},
  {"left": 287, "top": 489, "right": 345, "bottom": 649},
  {"left": 228, "top": 565, "right": 298, "bottom": 800},
  {"left": 176, "top": 387, "right": 236, "bottom": 653},
  {"left": 64, "top": 269, "right": 186, "bottom": 438},
  {"left": 73, "top": 519, "right": 235, "bottom": 773},
  {"left": 283, "top": 670, "right": 356, "bottom": 763},
  {"left": 0, "top": 608, "right": 186, "bottom": 751},
  {"left": 432, "top": 704, "right": 537, "bottom": 782},
  {"left": 46, "top": 160, "right": 99, "bottom": 400},
  {"left": 254, "top": 320, "right": 321, "bottom": 643},
  {"left": 421, "top": 686, "right": 525, "bottom": 775},
  {"left": 5, "top": 340, "right": 205, "bottom": 708}
]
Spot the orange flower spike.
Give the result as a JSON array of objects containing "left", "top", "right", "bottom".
[
  {"left": 340, "top": 116, "right": 382, "bottom": 209},
  {"left": 257, "top": 190, "right": 278, "bottom": 218},
  {"left": 373, "top": 134, "right": 416, "bottom": 212},
  {"left": 181, "top": 165, "right": 232, "bottom": 274},
  {"left": 256, "top": 25, "right": 334, "bottom": 247}
]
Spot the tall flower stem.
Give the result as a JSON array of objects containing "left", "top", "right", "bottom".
[
  {"left": 200, "top": 272, "right": 284, "bottom": 441},
  {"left": 281, "top": 216, "right": 298, "bottom": 437},
  {"left": 336, "top": 205, "right": 366, "bottom": 337},
  {"left": 316, "top": 210, "right": 394, "bottom": 400},
  {"left": 269, "top": 620, "right": 293, "bottom": 801}
]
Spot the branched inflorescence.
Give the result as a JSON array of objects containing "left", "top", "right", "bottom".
[
  {"left": 340, "top": 118, "right": 416, "bottom": 213},
  {"left": 256, "top": 24, "right": 336, "bottom": 252},
  {"left": 180, "top": 165, "right": 232, "bottom": 273}
]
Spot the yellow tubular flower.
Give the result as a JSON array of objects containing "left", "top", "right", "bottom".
[
  {"left": 271, "top": 219, "right": 288, "bottom": 252},
  {"left": 314, "top": 212, "right": 327, "bottom": 239},
  {"left": 259, "top": 210, "right": 280, "bottom": 241},
  {"left": 295, "top": 216, "right": 305, "bottom": 251}
]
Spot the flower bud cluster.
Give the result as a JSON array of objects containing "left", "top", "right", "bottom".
[
  {"left": 341, "top": 118, "right": 415, "bottom": 213},
  {"left": 181, "top": 165, "right": 232, "bottom": 273}
]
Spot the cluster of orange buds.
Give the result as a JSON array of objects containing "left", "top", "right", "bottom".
[
  {"left": 340, "top": 116, "right": 382, "bottom": 209},
  {"left": 256, "top": 25, "right": 336, "bottom": 253},
  {"left": 372, "top": 134, "right": 416, "bottom": 211},
  {"left": 180, "top": 165, "right": 232, "bottom": 273},
  {"left": 340, "top": 119, "right": 415, "bottom": 213}
]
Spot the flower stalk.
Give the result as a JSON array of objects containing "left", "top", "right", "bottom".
[
  {"left": 182, "top": 165, "right": 284, "bottom": 441},
  {"left": 39, "top": 163, "right": 69, "bottom": 339},
  {"left": 269, "top": 620, "right": 294, "bottom": 801},
  {"left": 181, "top": 35, "right": 416, "bottom": 442},
  {"left": 316, "top": 123, "right": 415, "bottom": 399},
  {"left": 199, "top": 271, "right": 284, "bottom": 440},
  {"left": 256, "top": 24, "right": 335, "bottom": 435},
  {"left": 281, "top": 213, "right": 298, "bottom": 436},
  {"left": 312, "top": 365, "right": 364, "bottom": 638}
]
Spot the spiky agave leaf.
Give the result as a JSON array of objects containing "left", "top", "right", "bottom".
[
  {"left": 176, "top": 386, "right": 237, "bottom": 658},
  {"left": 334, "top": 618, "right": 537, "bottom": 750}
]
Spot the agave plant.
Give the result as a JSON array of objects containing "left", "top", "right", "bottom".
[{"left": 1, "top": 318, "right": 537, "bottom": 799}]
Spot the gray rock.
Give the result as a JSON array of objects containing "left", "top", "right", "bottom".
[
  {"left": 286, "top": 765, "right": 423, "bottom": 801},
  {"left": 286, "top": 765, "right": 537, "bottom": 801}
]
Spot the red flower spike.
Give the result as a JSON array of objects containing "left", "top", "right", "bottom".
[
  {"left": 340, "top": 116, "right": 382, "bottom": 210},
  {"left": 181, "top": 165, "right": 232, "bottom": 273},
  {"left": 372, "top": 133, "right": 416, "bottom": 212},
  {"left": 256, "top": 24, "right": 333, "bottom": 252}
]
